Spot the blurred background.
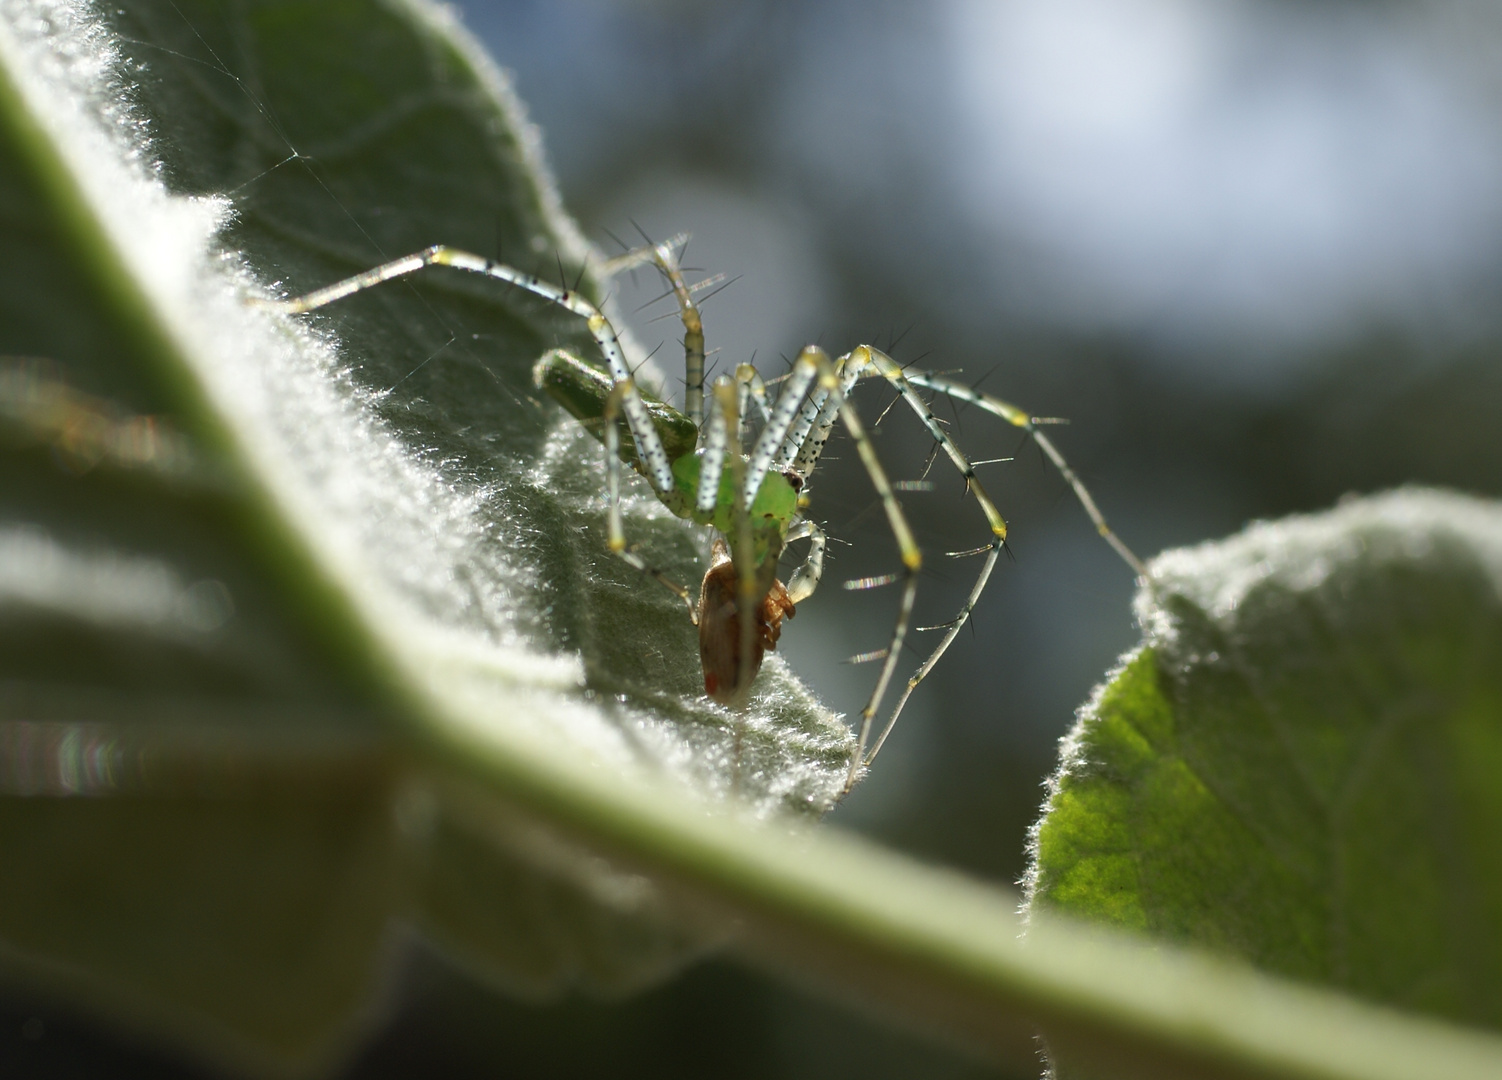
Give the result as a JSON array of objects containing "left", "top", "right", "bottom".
[
  {"left": 10, "top": 0, "right": 1502, "bottom": 1076},
  {"left": 461, "top": 0, "right": 1502, "bottom": 865}
]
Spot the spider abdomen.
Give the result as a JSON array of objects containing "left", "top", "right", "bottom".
[{"left": 697, "top": 540, "right": 796, "bottom": 704}]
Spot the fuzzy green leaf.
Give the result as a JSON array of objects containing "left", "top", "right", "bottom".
[
  {"left": 0, "top": 0, "right": 843, "bottom": 1069},
  {"left": 1028, "top": 488, "right": 1502, "bottom": 1071}
]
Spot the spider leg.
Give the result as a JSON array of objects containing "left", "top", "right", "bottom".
[
  {"left": 735, "top": 363, "right": 773, "bottom": 440},
  {"left": 901, "top": 372, "right": 1148, "bottom": 577},
  {"left": 713, "top": 378, "right": 760, "bottom": 704},
  {"left": 253, "top": 246, "right": 687, "bottom": 514},
  {"left": 784, "top": 518, "right": 827, "bottom": 605},
  {"left": 600, "top": 234, "right": 706, "bottom": 432},
  {"left": 741, "top": 345, "right": 823, "bottom": 509},
  {"left": 601, "top": 382, "right": 695, "bottom": 619},
  {"left": 597, "top": 232, "right": 690, "bottom": 277},
  {"left": 763, "top": 347, "right": 921, "bottom": 792},
  {"left": 773, "top": 349, "right": 861, "bottom": 478},
  {"left": 828, "top": 347, "right": 1012, "bottom": 772},
  {"left": 832, "top": 389, "right": 920, "bottom": 792}
]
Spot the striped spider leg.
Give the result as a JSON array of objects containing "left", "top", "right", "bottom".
[
  {"left": 899, "top": 372, "right": 1148, "bottom": 577},
  {"left": 250, "top": 242, "right": 712, "bottom": 609},
  {"left": 756, "top": 345, "right": 1008, "bottom": 792},
  {"left": 247, "top": 240, "right": 813, "bottom": 723},
  {"left": 249, "top": 238, "right": 1140, "bottom": 799},
  {"left": 826, "top": 355, "right": 1150, "bottom": 781}
]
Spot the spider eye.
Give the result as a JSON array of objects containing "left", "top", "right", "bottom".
[{"left": 781, "top": 468, "right": 805, "bottom": 492}]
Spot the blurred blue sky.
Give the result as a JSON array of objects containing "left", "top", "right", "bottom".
[{"left": 463, "top": 0, "right": 1502, "bottom": 388}]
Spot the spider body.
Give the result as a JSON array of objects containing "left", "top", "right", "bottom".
[
  {"left": 254, "top": 234, "right": 1144, "bottom": 793},
  {"left": 534, "top": 343, "right": 800, "bottom": 703}
]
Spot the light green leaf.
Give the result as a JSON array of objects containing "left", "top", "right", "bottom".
[{"left": 1028, "top": 488, "right": 1502, "bottom": 1071}]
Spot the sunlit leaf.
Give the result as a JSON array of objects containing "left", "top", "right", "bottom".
[
  {"left": 0, "top": 0, "right": 843, "bottom": 1068},
  {"left": 1028, "top": 488, "right": 1502, "bottom": 1071}
]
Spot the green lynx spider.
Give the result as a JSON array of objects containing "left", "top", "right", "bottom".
[{"left": 256, "top": 235, "right": 1145, "bottom": 793}]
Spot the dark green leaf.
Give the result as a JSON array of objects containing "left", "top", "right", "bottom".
[{"left": 1029, "top": 488, "right": 1502, "bottom": 1039}]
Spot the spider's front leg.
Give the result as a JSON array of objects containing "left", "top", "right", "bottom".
[
  {"left": 531, "top": 348, "right": 696, "bottom": 617},
  {"left": 599, "top": 234, "right": 707, "bottom": 429},
  {"left": 784, "top": 518, "right": 827, "bottom": 605},
  {"left": 753, "top": 345, "right": 925, "bottom": 792}
]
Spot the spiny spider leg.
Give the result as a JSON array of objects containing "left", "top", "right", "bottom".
[
  {"left": 900, "top": 373, "right": 1148, "bottom": 577},
  {"left": 842, "top": 348, "right": 1009, "bottom": 769},
  {"left": 745, "top": 353, "right": 820, "bottom": 510},
  {"left": 254, "top": 247, "right": 704, "bottom": 617},
  {"left": 760, "top": 346, "right": 922, "bottom": 792},
  {"left": 598, "top": 231, "right": 689, "bottom": 276},
  {"left": 781, "top": 345, "right": 1008, "bottom": 785},
  {"left": 694, "top": 378, "right": 731, "bottom": 515},
  {"left": 601, "top": 234, "right": 705, "bottom": 429},
  {"left": 254, "top": 246, "right": 685, "bottom": 511},
  {"left": 784, "top": 518, "right": 827, "bottom": 605},
  {"left": 851, "top": 358, "right": 1149, "bottom": 769},
  {"left": 772, "top": 354, "right": 860, "bottom": 478},
  {"left": 601, "top": 381, "right": 695, "bottom": 615},
  {"left": 735, "top": 364, "right": 773, "bottom": 439}
]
